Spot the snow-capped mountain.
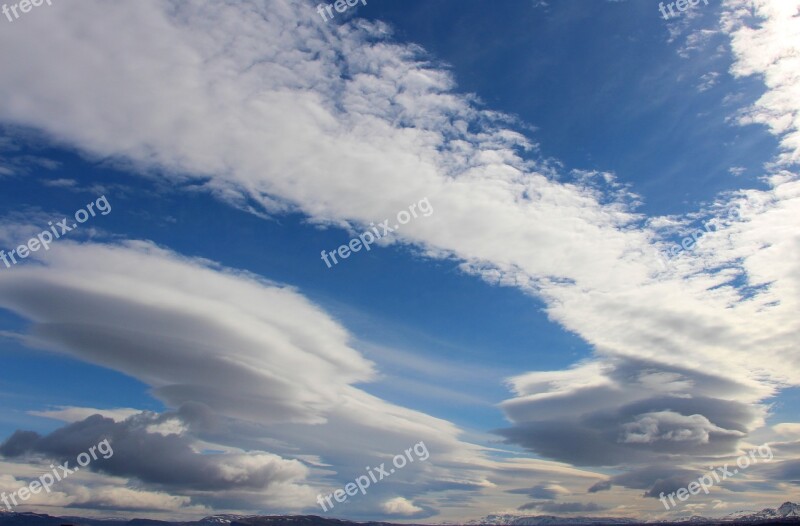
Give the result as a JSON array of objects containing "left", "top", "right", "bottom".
[
  {"left": 466, "top": 513, "right": 637, "bottom": 525},
  {"left": 468, "top": 502, "right": 800, "bottom": 525},
  {"left": 722, "top": 502, "right": 800, "bottom": 522},
  {"left": 198, "top": 516, "right": 252, "bottom": 525},
  {"left": 722, "top": 511, "right": 759, "bottom": 521}
]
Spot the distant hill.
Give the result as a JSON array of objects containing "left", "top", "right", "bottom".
[
  {"left": 0, "top": 502, "right": 797, "bottom": 526},
  {"left": 467, "top": 502, "right": 800, "bottom": 525}
]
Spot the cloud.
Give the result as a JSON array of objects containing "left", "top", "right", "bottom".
[
  {"left": 0, "top": 2, "right": 796, "bottom": 400},
  {"left": 508, "top": 483, "right": 570, "bottom": 500},
  {"left": 0, "top": 240, "right": 376, "bottom": 427},
  {"left": 0, "top": 0, "right": 798, "bottom": 518},
  {"left": 605, "top": 466, "right": 700, "bottom": 498},
  {"left": 773, "top": 423, "right": 800, "bottom": 438},
  {"left": 587, "top": 480, "right": 612, "bottom": 493},
  {"left": 722, "top": 0, "right": 800, "bottom": 166},
  {"left": 381, "top": 497, "right": 424, "bottom": 516},
  {"left": 67, "top": 486, "right": 196, "bottom": 512},
  {"left": 29, "top": 406, "right": 142, "bottom": 423},
  {"left": 518, "top": 501, "right": 606, "bottom": 513},
  {"left": 697, "top": 71, "right": 721, "bottom": 92},
  {"left": 0, "top": 413, "right": 308, "bottom": 492},
  {"left": 619, "top": 411, "right": 745, "bottom": 444},
  {"left": 499, "top": 357, "right": 766, "bottom": 467},
  {"left": 146, "top": 418, "right": 188, "bottom": 437},
  {"left": 0, "top": 129, "right": 61, "bottom": 178},
  {"left": 0, "top": 239, "right": 497, "bottom": 515},
  {"left": 0, "top": 469, "right": 204, "bottom": 513}
]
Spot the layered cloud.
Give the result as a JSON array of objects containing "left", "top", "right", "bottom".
[
  {"left": 501, "top": 356, "right": 768, "bottom": 460},
  {"left": 0, "top": 239, "right": 509, "bottom": 517}
]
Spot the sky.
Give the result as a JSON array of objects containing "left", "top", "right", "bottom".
[{"left": 0, "top": 0, "right": 798, "bottom": 522}]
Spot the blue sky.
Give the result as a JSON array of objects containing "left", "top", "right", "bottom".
[{"left": 0, "top": 0, "right": 798, "bottom": 522}]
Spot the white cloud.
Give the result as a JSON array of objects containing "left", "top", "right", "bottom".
[
  {"left": 0, "top": 0, "right": 794, "bottom": 394},
  {"left": 697, "top": 71, "right": 720, "bottom": 92},
  {"left": 772, "top": 423, "right": 800, "bottom": 438},
  {"left": 69, "top": 486, "right": 196, "bottom": 512},
  {"left": 0, "top": 463, "right": 207, "bottom": 516},
  {"left": 381, "top": 496, "right": 423, "bottom": 516},
  {"left": 722, "top": 0, "right": 800, "bottom": 166},
  {"left": 146, "top": 419, "right": 188, "bottom": 437}
]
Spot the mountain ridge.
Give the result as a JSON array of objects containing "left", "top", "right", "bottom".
[
  {"left": 467, "top": 502, "right": 800, "bottom": 525},
  {"left": 0, "top": 502, "right": 797, "bottom": 526}
]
